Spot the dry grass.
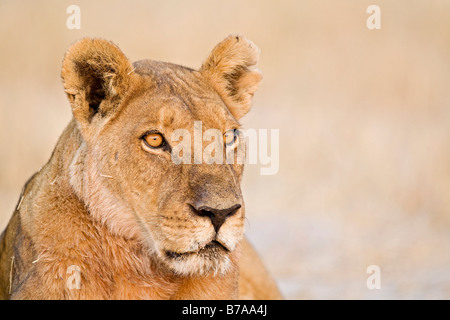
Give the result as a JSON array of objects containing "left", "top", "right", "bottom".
[{"left": 1, "top": 0, "right": 450, "bottom": 299}]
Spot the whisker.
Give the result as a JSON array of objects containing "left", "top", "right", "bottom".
[
  {"left": 9, "top": 256, "right": 14, "bottom": 294},
  {"left": 244, "top": 217, "right": 252, "bottom": 230}
]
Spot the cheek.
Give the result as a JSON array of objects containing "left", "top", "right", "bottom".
[
  {"left": 231, "top": 163, "right": 244, "bottom": 182},
  {"left": 155, "top": 166, "right": 187, "bottom": 207},
  {"left": 113, "top": 152, "right": 170, "bottom": 211}
]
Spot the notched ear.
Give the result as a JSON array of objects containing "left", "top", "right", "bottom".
[
  {"left": 200, "top": 34, "right": 263, "bottom": 120},
  {"left": 61, "top": 38, "right": 134, "bottom": 126}
]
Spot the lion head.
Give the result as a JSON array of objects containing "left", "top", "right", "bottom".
[{"left": 61, "top": 35, "right": 262, "bottom": 276}]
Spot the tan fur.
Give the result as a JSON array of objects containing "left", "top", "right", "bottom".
[{"left": 0, "top": 35, "right": 282, "bottom": 300}]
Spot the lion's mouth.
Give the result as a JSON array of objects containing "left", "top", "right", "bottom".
[{"left": 165, "top": 240, "right": 229, "bottom": 260}]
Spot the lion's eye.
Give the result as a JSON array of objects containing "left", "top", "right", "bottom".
[
  {"left": 224, "top": 129, "right": 239, "bottom": 148},
  {"left": 143, "top": 132, "right": 165, "bottom": 148}
]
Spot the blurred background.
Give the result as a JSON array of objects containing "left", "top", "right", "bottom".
[{"left": 1, "top": 0, "right": 450, "bottom": 299}]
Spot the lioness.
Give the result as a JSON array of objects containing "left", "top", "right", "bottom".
[{"left": 0, "top": 35, "right": 282, "bottom": 299}]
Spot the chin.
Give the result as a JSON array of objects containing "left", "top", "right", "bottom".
[{"left": 159, "top": 241, "right": 233, "bottom": 276}]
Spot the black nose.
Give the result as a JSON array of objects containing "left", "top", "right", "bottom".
[{"left": 191, "top": 204, "right": 241, "bottom": 232}]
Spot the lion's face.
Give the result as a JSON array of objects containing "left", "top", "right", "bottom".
[
  {"left": 98, "top": 63, "right": 246, "bottom": 275},
  {"left": 62, "top": 36, "right": 262, "bottom": 276}
]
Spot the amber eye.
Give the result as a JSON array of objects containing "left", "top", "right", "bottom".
[
  {"left": 143, "top": 132, "right": 164, "bottom": 148},
  {"left": 224, "top": 129, "right": 239, "bottom": 147}
]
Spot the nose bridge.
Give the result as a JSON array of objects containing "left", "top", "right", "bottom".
[{"left": 189, "top": 164, "right": 242, "bottom": 210}]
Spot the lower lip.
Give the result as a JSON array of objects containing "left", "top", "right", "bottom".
[
  {"left": 204, "top": 240, "right": 228, "bottom": 250},
  {"left": 165, "top": 241, "right": 229, "bottom": 260}
]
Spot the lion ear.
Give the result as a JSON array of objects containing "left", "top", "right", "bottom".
[
  {"left": 61, "top": 38, "right": 134, "bottom": 131},
  {"left": 200, "top": 35, "right": 263, "bottom": 120}
]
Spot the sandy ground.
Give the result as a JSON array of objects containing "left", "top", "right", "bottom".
[{"left": 1, "top": 1, "right": 450, "bottom": 299}]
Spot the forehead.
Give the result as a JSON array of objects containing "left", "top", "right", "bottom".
[{"left": 122, "top": 60, "right": 239, "bottom": 131}]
